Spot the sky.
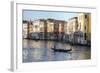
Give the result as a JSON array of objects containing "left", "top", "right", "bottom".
[{"left": 23, "top": 10, "right": 77, "bottom": 21}]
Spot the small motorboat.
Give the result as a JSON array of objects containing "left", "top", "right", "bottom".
[{"left": 51, "top": 48, "right": 72, "bottom": 52}]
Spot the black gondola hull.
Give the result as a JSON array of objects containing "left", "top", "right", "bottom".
[{"left": 51, "top": 48, "right": 72, "bottom": 52}]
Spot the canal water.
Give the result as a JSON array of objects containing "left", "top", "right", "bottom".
[{"left": 23, "top": 39, "right": 91, "bottom": 63}]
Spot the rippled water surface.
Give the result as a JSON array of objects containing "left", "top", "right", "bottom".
[{"left": 23, "top": 39, "right": 91, "bottom": 63}]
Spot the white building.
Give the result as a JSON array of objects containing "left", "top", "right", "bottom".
[{"left": 23, "top": 21, "right": 28, "bottom": 38}]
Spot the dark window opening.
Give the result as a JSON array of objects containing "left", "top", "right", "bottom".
[
  {"left": 84, "top": 33, "right": 86, "bottom": 40},
  {"left": 85, "top": 15, "right": 87, "bottom": 19}
]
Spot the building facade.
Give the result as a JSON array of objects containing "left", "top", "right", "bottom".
[
  {"left": 47, "top": 19, "right": 54, "bottom": 40},
  {"left": 22, "top": 13, "right": 91, "bottom": 45},
  {"left": 58, "top": 20, "right": 66, "bottom": 41},
  {"left": 77, "top": 13, "right": 91, "bottom": 45},
  {"left": 46, "top": 19, "right": 67, "bottom": 41},
  {"left": 39, "top": 19, "right": 47, "bottom": 40},
  {"left": 23, "top": 20, "right": 28, "bottom": 38},
  {"left": 27, "top": 21, "right": 33, "bottom": 39},
  {"left": 32, "top": 19, "right": 47, "bottom": 40},
  {"left": 67, "top": 17, "right": 78, "bottom": 44}
]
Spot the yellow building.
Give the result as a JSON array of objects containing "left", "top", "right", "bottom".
[
  {"left": 59, "top": 21, "right": 66, "bottom": 33},
  {"left": 32, "top": 19, "right": 47, "bottom": 33},
  {"left": 46, "top": 19, "right": 54, "bottom": 39},
  {"left": 64, "top": 22, "right": 68, "bottom": 34},
  {"left": 27, "top": 21, "right": 33, "bottom": 39},
  {"left": 47, "top": 19, "right": 54, "bottom": 33},
  {"left": 32, "top": 20, "right": 40, "bottom": 33},
  {"left": 77, "top": 13, "right": 91, "bottom": 44},
  {"left": 32, "top": 19, "right": 47, "bottom": 39},
  {"left": 87, "top": 14, "right": 91, "bottom": 43},
  {"left": 28, "top": 21, "right": 33, "bottom": 34},
  {"left": 39, "top": 19, "right": 46, "bottom": 33}
]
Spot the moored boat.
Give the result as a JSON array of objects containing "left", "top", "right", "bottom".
[{"left": 51, "top": 47, "right": 72, "bottom": 52}]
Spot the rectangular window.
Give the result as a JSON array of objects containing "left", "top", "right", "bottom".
[
  {"left": 35, "top": 25, "right": 38, "bottom": 28},
  {"left": 85, "top": 15, "right": 87, "bottom": 19},
  {"left": 84, "top": 33, "right": 86, "bottom": 40}
]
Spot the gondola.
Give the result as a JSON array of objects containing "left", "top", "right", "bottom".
[{"left": 51, "top": 47, "right": 72, "bottom": 52}]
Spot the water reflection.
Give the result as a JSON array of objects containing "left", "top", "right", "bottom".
[{"left": 23, "top": 39, "right": 91, "bottom": 63}]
